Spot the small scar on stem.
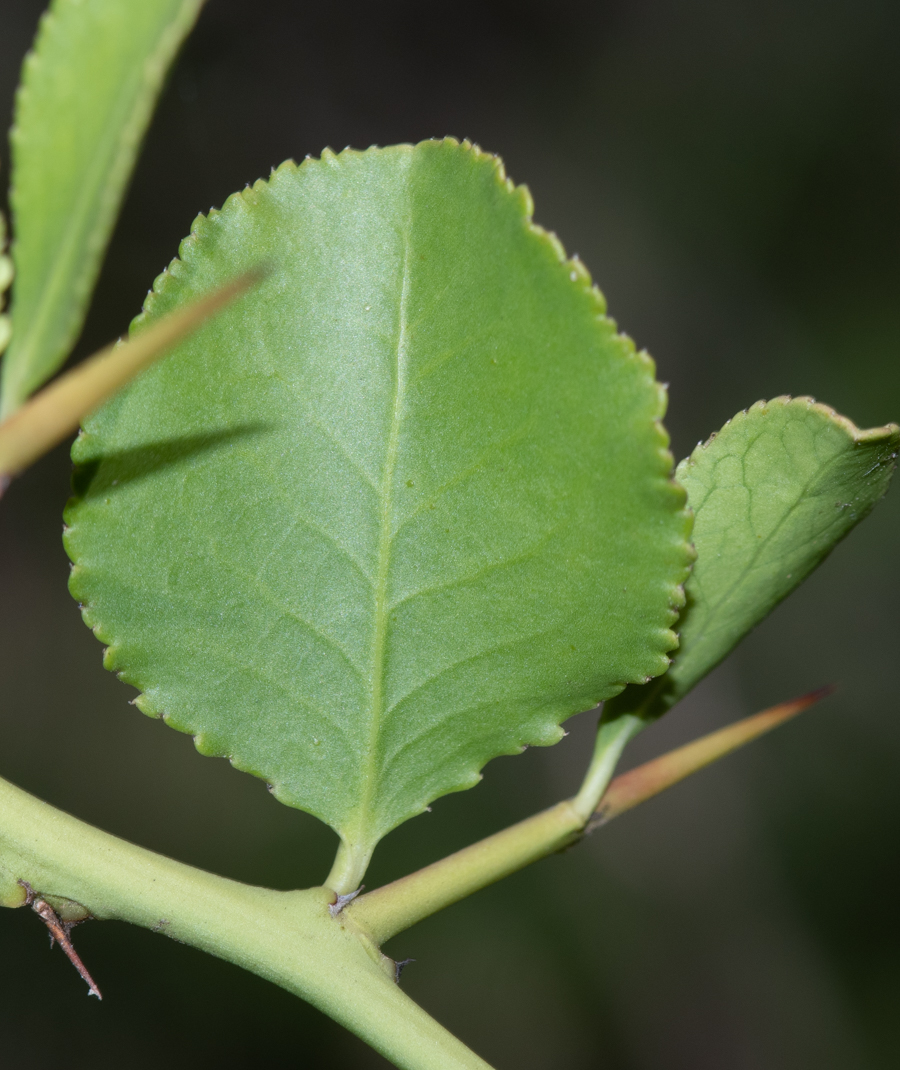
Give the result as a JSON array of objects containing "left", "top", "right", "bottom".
[{"left": 18, "top": 880, "right": 102, "bottom": 999}]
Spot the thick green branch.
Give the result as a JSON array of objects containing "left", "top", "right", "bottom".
[
  {"left": 0, "top": 773, "right": 491, "bottom": 1070},
  {"left": 0, "top": 691, "right": 825, "bottom": 1067}
]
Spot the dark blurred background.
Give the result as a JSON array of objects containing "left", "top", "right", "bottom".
[{"left": 1, "top": 1, "right": 899, "bottom": 1066}]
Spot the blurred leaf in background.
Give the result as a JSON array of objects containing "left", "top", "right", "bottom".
[{"left": 1, "top": 0, "right": 204, "bottom": 415}]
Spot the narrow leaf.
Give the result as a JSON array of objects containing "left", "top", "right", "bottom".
[
  {"left": 0, "top": 193, "right": 12, "bottom": 356},
  {"left": 0, "top": 0, "right": 205, "bottom": 417},
  {"left": 593, "top": 686, "right": 833, "bottom": 825},
  {"left": 0, "top": 274, "right": 258, "bottom": 486},
  {"left": 64, "top": 140, "right": 692, "bottom": 886},
  {"left": 605, "top": 397, "right": 899, "bottom": 723}
]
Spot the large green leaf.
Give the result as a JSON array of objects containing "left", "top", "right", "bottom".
[
  {"left": 0, "top": 0, "right": 204, "bottom": 417},
  {"left": 64, "top": 140, "right": 691, "bottom": 886},
  {"left": 605, "top": 396, "right": 899, "bottom": 723}
]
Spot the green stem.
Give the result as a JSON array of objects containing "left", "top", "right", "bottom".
[
  {"left": 0, "top": 712, "right": 643, "bottom": 1062},
  {"left": 350, "top": 694, "right": 821, "bottom": 943},
  {"left": 0, "top": 697, "right": 813, "bottom": 1064},
  {"left": 0, "top": 773, "right": 491, "bottom": 1070},
  {"left": 325, "top": 837, "right": 373, "bottom": 895},
  {"left": 349, "top": 712, "right": 643, "bottom": 943},
  {"left": 349, "top": 800, "right": 584, "bottom": 944},
  {"left": 571, "top": 712, "right": 644, "bottom": 822}
]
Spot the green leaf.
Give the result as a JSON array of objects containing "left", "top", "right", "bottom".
[
  {"left": 0, "top": 0, "right": 205, "bottom": 418},
  {"left": 64, "top": 140, "right": 692, "bottom": 886},
  {"left": 0, "top": 206, "right": 11, "bottom": 357},
  {"left": 605, "top": 396, "right": 899, "bottom": 723}
]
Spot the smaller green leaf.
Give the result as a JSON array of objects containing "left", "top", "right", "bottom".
[
  {"left": 0, "top": 0, "right": 204, "bottom": 417},
  {"left": 605, "top": 396, "right": 899, "bottom": 722}
]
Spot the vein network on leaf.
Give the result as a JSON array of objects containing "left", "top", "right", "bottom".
[{"left": 64, "top": 138, "right": 693, "bottom": 892}]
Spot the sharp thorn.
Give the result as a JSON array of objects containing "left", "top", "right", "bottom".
[
  {"left": 591, "top": 685, "right": 835, "bottom": 829},
  {"left": 329, "top": 886, "right": 364, "bottom": 917},
  {"left": 18, "top": 880, "right": 102, "bottom": 999}
]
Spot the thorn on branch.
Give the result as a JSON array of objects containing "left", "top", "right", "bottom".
[
  {"left": 329, "top": 886, "right": 364, "bottom": 917},
  {"left": 18, "top": 881, "right": 102, "bottom": 999},
  {"left": 589, "top": 685, "right": 835, "bottom": 831}
]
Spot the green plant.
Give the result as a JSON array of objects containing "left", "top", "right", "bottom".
[{"left": 0, "top": 3, "right": 897, "bottom": 1068}]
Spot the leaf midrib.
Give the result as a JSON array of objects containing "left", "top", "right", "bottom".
[{"left": 360, "top": 173, "right": 414, "bottom": 842}]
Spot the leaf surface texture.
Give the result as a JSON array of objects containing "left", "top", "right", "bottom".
[
  {"left": 606, "top": 396, "right": 899, "bottom": 722},
  {"left": 65, "top": 141, "right": 691, "bottom": 861}
]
